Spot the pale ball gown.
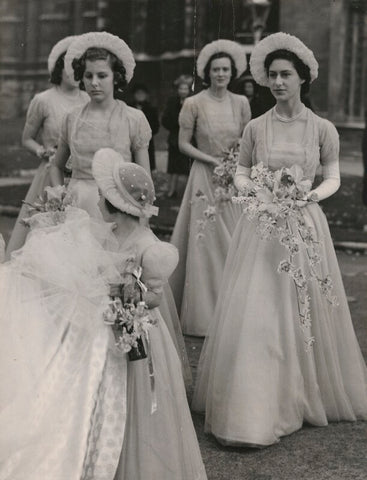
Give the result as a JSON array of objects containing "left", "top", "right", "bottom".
[
  {"left": 170, "top": 89, "right": 251, "bottom": 336},
  {"left": 192, "top": 107, "right": 367, "bottom": 446}
]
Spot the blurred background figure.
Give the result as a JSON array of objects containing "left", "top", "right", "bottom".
[
  {"left": 129, "top": 83, "right": 160, "bottom": 171},
  {"left": 161, "top": 74, "right": 193, "bottom": 198},
  {"left": 241, "top": 76, "right": 268, "bottom": 118}
]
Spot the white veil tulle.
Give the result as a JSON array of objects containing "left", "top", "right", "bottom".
[{"left": 0, "top": 208, "right": 128, "bottom": 478}]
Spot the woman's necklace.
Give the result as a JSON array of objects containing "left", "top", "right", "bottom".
[{"left": 273, "top": 105, "right": 305, "bottom": 123}]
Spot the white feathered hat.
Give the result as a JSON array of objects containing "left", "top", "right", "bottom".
[
  {"left": 48, "top": 36, "right": 79, "bottom": 75},
  {"left": 64, "top": 32, "right": 136, "bottom": 83},
  {"left": 196, "top": 39, "right": 248, "bottom": 80},
  {"left": 250, "top": 32, "right": 319, "bottom": 87},
  {"left": 92, "top": 148, "right": 158, "bottom": 219}
]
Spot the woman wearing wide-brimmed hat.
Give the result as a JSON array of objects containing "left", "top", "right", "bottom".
[
  {"left": 169, "top": 39, "right": 251, "bottom": 336},
  {"left": 5, "top": 36, "right": 88, "bottom": 259},
  {"left": 49, "top": 31, "right": 152, "bottom": 218},
  {"left": 193, "top": 32, "right": 367, "bottom": 447}
]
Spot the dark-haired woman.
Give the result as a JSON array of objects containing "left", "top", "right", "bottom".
[
  {"left": 5, "top": 36, "right": 88, "bottom": 259},
  {"left": 49, "top": 32, "right": 151, "bottom": 218},
  {"left": 49, "top": 32, "right": 191, "bottom": 385},
  {"left": 169, "top": 40, "right": 251, "bottom": 336},
  {"left": 193, "top": 33, "right": 367, "bottom": 447}
]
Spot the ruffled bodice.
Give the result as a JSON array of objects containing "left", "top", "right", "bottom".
[
  {"left": 60, "top": 100, "right": 152, "bottom": 180},
  {"left": 239, "top": 107, "right": 339, "bottom": 183},
  {"left": 179, "top": 90, "right": 251, "bottom": 158},
  {"left": 24, "top": 87, "right": 88, "bottom": 149}
]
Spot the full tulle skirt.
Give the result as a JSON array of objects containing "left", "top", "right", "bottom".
[
  {"left": 0, "top": 210, "right": 206, "bottom": 479},
  {"left": 170, "top": 160, "right": 242, "bottom": 336},
  {"left": 5, "top": 161, "right": 51, "bottom": 260},
  {"left": 192, "top": 203, "right": 367, "bottom": 446}
]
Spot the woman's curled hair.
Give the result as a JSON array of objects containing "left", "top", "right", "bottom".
[
  {"left": 203, "top": 52, "right": 237, "bottom": 87},
  {"left": 50, "top": 53, "right": 65, "bottom": 85},
  {"left": 72, "top": 47, "right": 127, "bottom": 96},
  {"left": 264, "top": 49, "right": 311, "bottom": 95}
]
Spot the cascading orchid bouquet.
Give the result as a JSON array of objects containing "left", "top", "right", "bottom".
[{"left": 233, "top": 162, "right": 338, "bottom": 350}]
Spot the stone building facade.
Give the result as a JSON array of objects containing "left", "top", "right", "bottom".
[{"left": 0, "top": 0, "right": 366, "bottom": 127}]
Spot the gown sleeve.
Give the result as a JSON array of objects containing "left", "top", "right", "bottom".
[
  {"left": 141, "top": 242, "right": 179, "bottom": 295},
  {"left": 131, "top": 109, "right": 152, "bottom": 152},
  {"left": 59, "top": 111, "right": 71, "bottom": 147},
  {"left": 319, "top": 119, "right": 340, "bottom": 180},
  {"left": 23, "top": 93, "right": 46, "bottom": 139},
  {"left": 308, "top": 119, "right": 340, "bottom": 201},
  {"left": 238, "top": 121, "right": 256, "bottom": 168},
  {"left": 178, "top": 96, "right": 197, "bottom": 136},
  {"left": 240, "top": 95, "right": 252, "bottom": 130}
]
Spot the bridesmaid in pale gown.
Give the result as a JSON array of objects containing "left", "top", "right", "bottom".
[
  {"left": 5, "top": 36, "right": 88, "bottom": 259},
  {"left": 193, "top": 32, "right": 367, "bottom": 447},
  {"left": 49, "top": 31, "right": 151, "bottom": 217},
  {"left": 49, "top": 32, "right": 190, "bottom": 383},
  {"left": 0, "top": 155, "right": 207, "bottom": 480},
  {"left": 169, "top": 39, "right": 251, "bottom": 336}
]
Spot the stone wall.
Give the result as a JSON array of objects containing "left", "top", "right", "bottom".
[{"left": 279, "top": 0, "right": 332, "bottom": 116}]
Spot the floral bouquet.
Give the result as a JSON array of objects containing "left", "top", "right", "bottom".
[
  {"left": 233, "top": 162, "right": 338, "bottom": 349},
  {"left": 196, "top": 145, "right": 239, "bottom": 240},
  {"left": 22, "top": 185, "right": 75, "bottom": 228},
  {"left": 103, "top": 256, "right": 157, "bottom": 361}
]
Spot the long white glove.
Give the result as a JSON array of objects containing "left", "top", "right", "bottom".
[
  {"left": 307, "top": 160, "right": 340, "bottom": 201},
  {"left": 234, "top": 165, "right": 254, "bottom": 193}
]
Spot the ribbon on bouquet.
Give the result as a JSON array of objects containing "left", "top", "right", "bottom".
[
  {"left": 144, "top": 330, "right": 157, "bottom": 414},
  {"left": 132, "top": 267, "right": 157, "bottom": 414},
  {"left": 131, "top": 266, "right": 148, "bottom": 294}
]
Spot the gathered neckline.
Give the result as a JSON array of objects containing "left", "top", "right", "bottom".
[{"left": 206, "top": 89, "right": 229, "bottom": 103}]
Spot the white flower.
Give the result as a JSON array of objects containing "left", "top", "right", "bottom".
[{"left": 44, "top": 185, "right": 67, "bottom": 202}]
